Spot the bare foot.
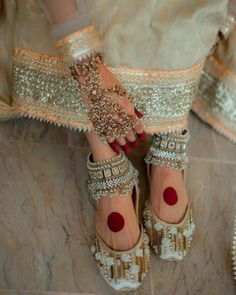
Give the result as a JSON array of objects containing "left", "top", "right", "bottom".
[{"left": 150, "top": 166, "right": 188, "bottom": 224}]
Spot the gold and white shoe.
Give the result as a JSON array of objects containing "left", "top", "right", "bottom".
[
  {"left": 87, "top": 151, "right": 150, "bottom": 291},
  {"left": 143, "top": 129, "right": 195, "bottom": 261}
]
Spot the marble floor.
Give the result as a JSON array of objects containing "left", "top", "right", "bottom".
[{"left": 0, "top": 113, "right": 235, "bottom": 295}]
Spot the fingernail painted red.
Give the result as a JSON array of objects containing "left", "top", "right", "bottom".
[
  {"left": 122, "top": 144, "right": 131, "bottom": 154},
  {"left": 134, "top": 108, "right": 144, "bottom": 118},
  {"left": 109, "top": 141, "right": 120, "bottom": 154},
  {"left": 163, "top": 186, "right": 178, "bottom": 206},
  {"left": 130, "top": 140, "right": 138, "bottom": 148},
  {"left": 138, "top": 132, "right": 145, "bottom": 141}
]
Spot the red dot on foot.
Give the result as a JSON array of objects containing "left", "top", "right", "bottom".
[
  {"left": 163, "top": 186, "right": 178, "bottom": 206},
  {"left": 107, "top": 212, "right": 125, "bottom": 232}
]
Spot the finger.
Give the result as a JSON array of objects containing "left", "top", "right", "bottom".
[
  {"left": 133, "top": 120, "right": 143, "bottom": 134},
  {"left": 137, "top": 131, "right": 146, "bottom": 142},
  {"left": 126, "top": 130, "right": 136, "bottom": 142},
  {"left": 121, "top": 143, "right": 131, "bottom": 154},
  {"left": 133, "top": 121, "right": 146, "bottom": 142},
  {"left": 116, "top": 136, "right": 127, "bottom": 146},
  {"left": 126, "top": 131, "right": 138, "bottom": 148},
  {"left": 134, "top": 107, "right": 144, "bottom": 119},
  {"left": 116, "top": 137, "right": 131, "bottom": 154},
  {"left": 108, "top": 140, "right": 120, "bottom": 154}
]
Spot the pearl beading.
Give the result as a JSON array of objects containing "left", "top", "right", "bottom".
[
  {"left": 87, "top": 152, "right": 139, "bottom": 202},
  {"left": 145, "top": 129, "right": 190, "bottom": 170}
]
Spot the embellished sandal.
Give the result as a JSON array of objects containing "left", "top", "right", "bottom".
[
  {"left": 143, "top": 129, "right": 195, "bottom": 261},
  {"left": 87, "top": 151, "right": 150, "bottom": 291}
]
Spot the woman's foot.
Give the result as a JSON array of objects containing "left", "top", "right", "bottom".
[
  {"left": 150, "top": 166, "right": 188, "bottom": 224},
  {"left": 95, "top": 195, "right": 140, "bottom": 251},
  {"left": 86, "top": 133, "right": 140, "bottom": 251},
  {"left": 87, "top": 133, "right": 150, "bottom": 290},
  {"left": 143, "top": 130, "right": 195, "bottom": 260}
]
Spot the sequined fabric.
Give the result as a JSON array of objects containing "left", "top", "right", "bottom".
[
  {"left": 91, "top": 229, "right": 150, "bottom": 290},
  {"left": 143, "top": 201, "right": 195, "bottom": 261},
  {"left": 193, "top": 67, "right": 236, "bottom": 144},
  {"left": 12, "top": 49, "right": 91, "bottom": 131},
  {"left": 198, "top": 71, "right": 236, "bottom": 123},
  {"left": 110, "top": 64, "right": 203, "bottom": 134},
  {"left": 12, "top": 45, "right": 203, "bottom": 135},
  {"left": 0, "top": 0, "right": 228, "bottom": 121},
  {"left": 193, "top": 17, "right": 236, "bottom": 144}
]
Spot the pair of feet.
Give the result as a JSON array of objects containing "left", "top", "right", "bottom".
[{"left": 91, "top": 139, "right": 188, "bottom": 252}]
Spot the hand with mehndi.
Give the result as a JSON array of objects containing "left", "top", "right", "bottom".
[
  {"left": 42, "top": 0, "right": 145, "bottom": 152},
  {"left": 70, "top": 52, "right": 145, "bottom": 154}
]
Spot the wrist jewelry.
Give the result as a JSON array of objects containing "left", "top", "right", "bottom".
[{"left": 56, "top": 25, "right": 137, "bottom": 141}]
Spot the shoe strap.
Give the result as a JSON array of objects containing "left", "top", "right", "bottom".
[
  {"left": 145, "top": 129, "right": 190, "bottom": 170},
  {"left": 87, "top": 151, "right": 139, "bottom": 204}
]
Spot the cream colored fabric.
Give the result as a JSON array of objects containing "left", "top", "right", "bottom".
[
  {"left": 39, "top": 0, "right": 91, "bottom": 40},
  {"left": 215, "top": 24, "right": 236, "bottom": 74},
  {"left": 193, "top": 4, "right": 236, "bottom": 143},
  {"left": 0, "top": 0, "right": 56, "bottom": 120},
  {"left": 0, "top": 0, "right": 229, "bottom": 129},
  {"left": 87, "top": 0, "right": 227, "bottom": 70}
]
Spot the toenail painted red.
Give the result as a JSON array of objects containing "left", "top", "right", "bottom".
[
  {"left": 137, "top": 132, "right": 145, "bottom": 141},
  {"left": 134, "top": 108, "right": 144, "bottom": 119},
  {"left": 163, "top": 186, "right": 178, "bottom": 206},
  {"left": 130, "top": 140, "right": 138, "bottom": 148},
  {"left": 107, "top": 212, "right": 125, "bottom": 232}
]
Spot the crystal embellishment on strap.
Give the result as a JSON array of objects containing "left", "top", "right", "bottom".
[
  {"left": 87, "top": 152, "right": 139, "bottom": 202},
  {"left": 143, "top": 201, "right": 195, "bottom": 260},
  {"left": 91, "top": 229, "right": 150, "bottom": 289},
  {"left": 145, "top": 129, "right": 190, "bottom": 170}
]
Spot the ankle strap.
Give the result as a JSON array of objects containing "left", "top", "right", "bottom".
[
  {"left": 87, "top": 152, "right": 138, "bottom": 203},
  {"left": 145, "top": 129, "right": 190, "bottom": 170}
]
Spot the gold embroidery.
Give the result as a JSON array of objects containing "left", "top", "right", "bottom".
[
  {"left": 110, "top": 62, "right": 203, "bottom": 134},
  {"left": 193, "top": 67, "right": 236, "bottom": 144},
  {"left": 12, "top": 47, "right": 203, "bottom": 135},
  {"left": 13, "top": 48, "right": 92, "bottom": 132}
]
